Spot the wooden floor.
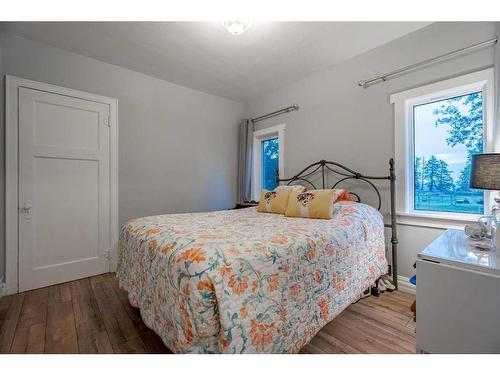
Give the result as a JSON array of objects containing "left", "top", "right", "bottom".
[{"left": 0, "top": 273, "right": 416, "bottom": 354}]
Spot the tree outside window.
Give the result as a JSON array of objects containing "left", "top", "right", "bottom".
[{"left": 262, "top": 138, "right": 279, "bottom": 190}]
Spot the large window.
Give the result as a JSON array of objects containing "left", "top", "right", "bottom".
[
  {"left": 391, "top": 68, "right": 495, "bottom": 226},
  {"left": 413, "top": 92, "right": 484, "bottom": 214},
  {"left": 252, "top": 124, "right": 285, "bottom": 200}
]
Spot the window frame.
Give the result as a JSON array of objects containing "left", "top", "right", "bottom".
[
  {"left": 252, "top": 123, "right": 286, "bottom": 201},
  {"left": 390, "top": 68, "right": 496, "bottom": 229}
]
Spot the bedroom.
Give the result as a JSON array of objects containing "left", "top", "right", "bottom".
[{"left": 1, "top": 0, "right": 500, "bottom": 371}]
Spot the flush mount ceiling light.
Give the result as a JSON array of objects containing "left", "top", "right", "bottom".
[{"left": 220, "top": 21, "right": 253, "bottom": 36}]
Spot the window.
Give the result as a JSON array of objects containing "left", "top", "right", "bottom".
[
  {"left": 413, "top": 92, "right": 484, "bottom": 214},
  {"left": 261, "top": 137, "right": 279, "bottom": 190},
  {"left": 252, "top": 124, "right": 285, "bottom": 200},
  {"left": 391, "top": 68, "right": 495, "bottom": 226}
]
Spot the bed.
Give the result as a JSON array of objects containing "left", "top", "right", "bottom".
[{"left": 116, "top": 159, "right": 398, "bottom": 353}]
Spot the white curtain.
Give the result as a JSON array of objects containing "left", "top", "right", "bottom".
[{"left": 237, "top": 119, "right": 254, "bottom": 202}]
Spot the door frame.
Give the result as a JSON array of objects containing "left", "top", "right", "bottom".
[{"left": 5, "top": 76, "right": 119, "bottom": 295}]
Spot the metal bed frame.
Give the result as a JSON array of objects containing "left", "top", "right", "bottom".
[{"left": 276, "top": 158, "right": 398, "bottom": 289}]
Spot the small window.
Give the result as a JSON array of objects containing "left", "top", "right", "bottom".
[
  {"left": 261, "top": 137, "right": 279, "bottom": 190},
  {"left": 391, "top": 68, "right": 495, "bottom": 225},
  {"left": 252, "top": 124, "right": 286, "bottom": 200}
]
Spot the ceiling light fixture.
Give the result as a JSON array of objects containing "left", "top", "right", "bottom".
[{"left": 221, "top": 21, "right": 253, "bottom": 36}]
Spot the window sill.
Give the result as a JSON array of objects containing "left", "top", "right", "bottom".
[{"left": 396, "top": 212, "right": 480, "bottom": 230}]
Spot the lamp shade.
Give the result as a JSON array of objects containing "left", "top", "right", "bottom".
[{"left": 470, "top": 153, "right": 500, "bottom": 190}]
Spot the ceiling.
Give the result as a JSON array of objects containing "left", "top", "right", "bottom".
[{"left": 1, "top": 22, "right": 431, "bottom": 102}]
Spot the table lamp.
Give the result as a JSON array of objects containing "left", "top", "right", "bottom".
[{"left": 470, "top": 153, "right": 500, "bottom": 249}]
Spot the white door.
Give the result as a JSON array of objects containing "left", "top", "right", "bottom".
[{"left": 18, "top": 87, "right": 112, "bottom": 292}]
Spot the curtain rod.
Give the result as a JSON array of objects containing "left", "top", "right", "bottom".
[
  {"left": 358, "top": 37, "right": 498, "bottom": 89},
  {"left": 251, "top": 104, "right": 299, "bottom": 123}
]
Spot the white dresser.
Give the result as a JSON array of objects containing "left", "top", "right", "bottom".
[{"left": 416, "top": 229, "right": 500, "bottom": 354}]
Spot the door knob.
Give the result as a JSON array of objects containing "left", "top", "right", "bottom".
[{"left": 21, "top": 200, "right": 32, "bottom": 219}]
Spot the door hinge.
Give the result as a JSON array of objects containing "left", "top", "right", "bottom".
[{"left": 103, "top": 116, "right": 110, "bottom": 126}]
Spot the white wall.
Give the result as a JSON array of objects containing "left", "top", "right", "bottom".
[
  {"left": 244, "top": 22, "right": 499, "bottom": 279},
  {"left": 0, "top": 34, "right": 4, "bottom": 285},
  {"left": 0, "top": 32, "right": 244, "bottom": 282}
]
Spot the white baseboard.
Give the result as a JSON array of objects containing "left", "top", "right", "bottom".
[{"left": 398, "top": 275, "right": 416, "bottom": 294}]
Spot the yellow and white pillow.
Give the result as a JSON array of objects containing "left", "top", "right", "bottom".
[
  {"left": 275, "top": 184, "right": 307, "bottom": 194},
  {"left": 285, "top": 189, "right": 344, "bottom": 219},
  {"left": 257, "top": 188, "right": 292, "bottom": 214}
]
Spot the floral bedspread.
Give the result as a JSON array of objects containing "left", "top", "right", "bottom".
[{"left": 116, "top": 201, "right": 387, "bottom": 353}]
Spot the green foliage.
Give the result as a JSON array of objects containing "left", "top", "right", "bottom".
[
  {"left": 433, "top": 92, "right": 483, "bottom": 155},
  {"left": 423, "top": 156, "right": 439, "bottom": 191},
  {"left": 432, "top": 92, "right": 484, "bottom": 192},
  {"left": 456, "top": 154, "right": 473, "bottom": 192},
  {"left": 414, "top": 156, "right": 423, "bottom": 191},
  {"left": 435, "top": 159, "right": 455, "bottom": 192},
  {"left": 421, "top": 155, "right": 454, "bottom": 193},
  {"left": 262, "top": 138, "right": 279, "bottom": 190},
  {"left": 263, "top": 138, "right": 279, "bottom": 159}
]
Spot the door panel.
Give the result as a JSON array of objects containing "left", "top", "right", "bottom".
[
  {"left": 33, "top": 158, "right": 99, "bottom": 268},
  {"left": 33, "top": 101, "right": 100, "bottom": 149},
  {"left": 18, "top": 87, "right": 111, "bottom": 292}
]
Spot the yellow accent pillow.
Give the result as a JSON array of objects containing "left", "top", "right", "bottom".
[
  {"left": 285, "top": 189, "right": 344, "bottom": 219},
  {"left": 275, "top": 184, "right": 307, "bottom": 193},
  {"left": 257, "top": 189, "right": 291, "bottom": 214}
]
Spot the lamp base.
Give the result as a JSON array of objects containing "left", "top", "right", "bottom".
[
  {"left": 473, "top": 240, "right": 495, "bottom": 251},
  {"left": 495, "top": 194, "right": 500, "bottom": 205}
]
